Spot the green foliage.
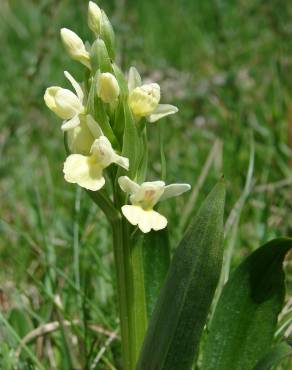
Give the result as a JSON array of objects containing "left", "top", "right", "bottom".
[
  {"left": 201, "top": 238, "right": 292, "bottom": 370},
  {"left": 143, "top": 229, "right": 170, "bottom": 317},
  {"left": 137, "top": 181, "right": 225, "bottom": 370},
  {"left": 0, "top": 0, "right": 291, "bottom": 369},
  {"left": 253, "top": 342, "right": 292, "bottom": 370}
]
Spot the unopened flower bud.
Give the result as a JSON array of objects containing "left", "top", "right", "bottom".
[
  {"left": 128, "top": 83, "right": 160, "bottom": 117},
  {"left": 97, "top": 72, "right": 120, "bottom": 103},
  {"left": 60, "top": 28, "right": 91, "bottom": 69},
  {"left": 88, "top": 1, "right": 102, "bottom": 35}
]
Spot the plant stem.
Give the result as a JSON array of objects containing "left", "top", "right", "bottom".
[
  {"left": 88, "top": 187, "right": 148, "bottom": 369},
  {"left": 112, "top": 217, "right": 148, "bottom": 370}
]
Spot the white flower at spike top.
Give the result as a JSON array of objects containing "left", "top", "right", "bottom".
[
  {"left": 127, "top": 67, "right": 178, "bottom": 123},
  {"left": 60, "top": 28, "right": 91, "bottom": 69},
  {"left": 64, "top": 136, "right": 129, "bottom": 191},
  {"left": 118, "top": 176, "right": 191, "bottom": 233},
  {"left": 44, "top": 71, "right": 85, "bottom": 131}
]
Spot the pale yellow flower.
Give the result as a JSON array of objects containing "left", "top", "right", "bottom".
[
  {"left": 127, "top": 67, "right": 178, "bottom": 122},
  {"left": 60, "top": 28, "right": 91, "bottom": 69},
  {"left": 44, "top": 71, "right": 85, "bottom": 131},
  {"left": 118, "top": 176, "right": 191, "bottom": 233},
  {"left": 97, "top": 72, "right": 120, "bottom": 103},
  {"left": 64, "top": 136, "right": 129, "bottom": 191}
]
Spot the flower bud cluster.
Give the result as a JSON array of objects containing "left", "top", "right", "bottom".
[{"left": 44, "top": 2, "right": 190, "bottom": 233}]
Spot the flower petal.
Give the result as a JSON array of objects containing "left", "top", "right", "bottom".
[
  {"left": 54, "top": 88, "right": 83, "bottom": 119},
  {"left": 160, "top": 183, "right": 191, "bottom": 202},
  {"left": 63, "top": 154, "right": 105, "bottom": 191},
  {"left": 147, "top": 104, "right": 178, "bottom": 123},
  {"left": 44, "top": 86, "right": 61, "bottom": 113},
  {"left": 66, "top": 116, "right": 95, "bottom": 155},
  {"left": 131, "top": 181, "right": 165, "bottom": 208},
  {"left": 112, "top": 155, "right": 129, "bottom": 170},
  {"left": 121, "top": 205, "right": 167, "bottom": 233},
  {"left": 61, "top": 115, "right": 80, "bottom": 131},
  {"left": 128, "top": 66, "right": 142, "bottom": 92},
  {"left": 118, "top": 176, "right": 140, "bottom": 194},
  {"left": 64, "top": 71, "right": 84, "bottom": 102}
]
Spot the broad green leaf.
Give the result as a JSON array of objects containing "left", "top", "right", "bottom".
[
  {"left": 252, "top": 341, "right": 292, "bottom": 370},
  {"left": 143, "top": 229, "right": 170, "bottom": 318},
  {"left": 137, "top": 181, "right": 225, "bottom": 370},
  {"left": 201, "top": 238, "right": 292, "bottom": 370}
]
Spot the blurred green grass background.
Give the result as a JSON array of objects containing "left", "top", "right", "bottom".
[{"left": 0, "top": 0, "right": 292, "bottom": 368}]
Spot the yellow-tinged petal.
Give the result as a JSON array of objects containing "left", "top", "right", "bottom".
[
  {"left": 97, "top": 72, "right": 120, "bottom": 103},
  {"left": 63, "top": 154, "right": 105, "bottom": 191},
  {"left": 86, "top": 115, "right": 103, "bottom": 139},
  {"left": 128, "top": 83, "right": 160, "bottom": 117},
  {"left": 90, "top": 136, "right": 129, "bottom": 170},
  {"left": 121, "top": 205, "right": 167, "bottom": 233},
  {"left": 61, "top": 115, "right": 80, "bottom": 131},
  {"left": 64, "top": 71, "right": 84, "bottom": 102},
  {"left": 45, "top": 86, "right": 83, "bottom": 120},
  {"left": 118, "top": 176, "right": 140, "bottom": 194},
  {"left": 160, "top": 183, "right": 191, "bottom": 201},
  {"left": 147, "top": 104, "right": 178, "bottom": 123},
  {"left": 54, "top": 89, "right": 83, "bottom": 119},
  {"left": 131, "top": 181, "right": 165, "bottom": 209},
  {"left": 44, "top": 87, "right": 61, "bottom": 112},
  {"left": 66, "top": 117, "right": 95, "bottom": 155}
]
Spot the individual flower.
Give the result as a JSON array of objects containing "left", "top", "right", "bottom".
[
  {"left": 64, "top": 136, "right": 129, "bottom": 191},
  {"left": 97, "top": 72, "right": 120, "bottom": 103},
  {"left": 44, "top": 71, "right": 85, "bottom": 131},
  {"left": 127, "top": 67, "right": 178, "bottom": 122},
  {"left": 60, "top": 28, "right": 91, "bottom": 69},
  {"left": 118, "top": 176, "right": 191, "bottom": 233}
]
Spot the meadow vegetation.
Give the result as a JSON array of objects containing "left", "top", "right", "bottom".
[{"left": 0, "top": 0, "right": 291, "bottom": 368}]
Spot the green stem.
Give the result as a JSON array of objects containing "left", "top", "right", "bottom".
[
  {"left": 112, "top": 217, "right": 148, "bottom": 370},
  {"left": 87, "top": 187, "right": 148, "bottom": 369}
]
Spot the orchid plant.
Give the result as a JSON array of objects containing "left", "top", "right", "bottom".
[{"left": 44, "top": 3, "right": 292, "bottom": 370}]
